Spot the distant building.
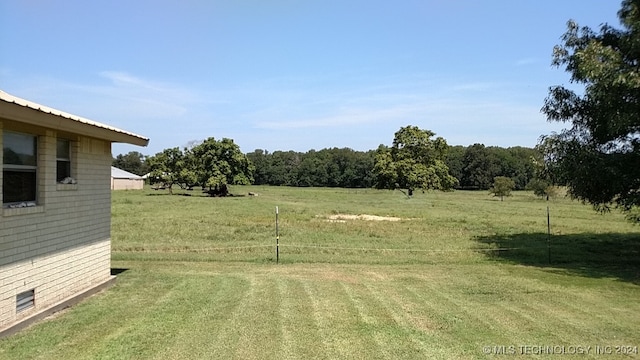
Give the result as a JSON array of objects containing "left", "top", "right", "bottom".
[
  {"left": 0, "top": 90, "right": 148, "bottom": 337},
  {"left": 111, "top": 166, "right": 144, "bottom": 190}
]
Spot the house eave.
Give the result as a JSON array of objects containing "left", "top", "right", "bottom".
[{"left": 0, "top": 90, "right": 149, "bottom": 146}]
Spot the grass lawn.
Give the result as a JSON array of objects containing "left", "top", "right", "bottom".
[{"left": 1, "top": 186, "right": 639, "bottom": 359}]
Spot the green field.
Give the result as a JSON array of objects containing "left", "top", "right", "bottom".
[{"left": 1, "top": 186, "right": 639, "bottom": 359}]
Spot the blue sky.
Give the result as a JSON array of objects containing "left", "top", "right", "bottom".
[{"left": 0, "top": 1, "right": 622, "bottom": 156}]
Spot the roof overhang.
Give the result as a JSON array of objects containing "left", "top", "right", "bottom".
[{"left": 0, "top": 90, "right": 149, "bottom": 147}]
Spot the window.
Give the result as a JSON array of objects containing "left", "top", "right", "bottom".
[
  {"left": 3, "top": 132, "right": 37, "bottom": 206},
  {"left": 16, "top": 289, "right": 35, "bottom": 312},
  {"left": 57, "top": 139, "right": 71, "bottom": 182}
]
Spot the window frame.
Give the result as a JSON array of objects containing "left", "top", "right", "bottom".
[
  {"left": 3, "top": 131, "right": 38, "bottom": 208},
  {"left": 56, "top": 138, "right": 72, "bottom": 183}
]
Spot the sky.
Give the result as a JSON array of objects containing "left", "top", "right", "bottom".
[{"left": 0, "top": 1, "right": 623, "bottom": 156}]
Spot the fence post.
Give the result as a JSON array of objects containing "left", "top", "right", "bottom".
[
  {"left": 547, "top": 196, "right": 551, "bottom": 264},
  {"left": 276, "top": 206, "right": 279, "bottom": 264}
]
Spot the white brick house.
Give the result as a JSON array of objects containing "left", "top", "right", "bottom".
[{"left": 0, "top": 90, "right": 148, "bottom": 336}]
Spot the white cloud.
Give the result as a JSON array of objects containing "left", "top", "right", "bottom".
[
  {"left": 254, "top": 104, "right": 422, "bottom": 129},
  {"left": 246, "top": 74, "right": 556, "bottom": 149},
  {"left": 515, "top": 57, "right": 538, "bottom": 66},
  {"left": 6, "top": 71, "right": 215, "bottom": 127},
  {"left": 448, "top": 82, "right": 496, "bottom": 92},
  {"left": 100, "top": 71, "right": 146, "bottom": 87}
]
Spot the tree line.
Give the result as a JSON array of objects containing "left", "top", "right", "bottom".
[
  {"left": 246, "top": 148, "right": 376, "bottom": 188},
  {"left": 113, "top": 141, "right": 540, "bottom": 192}
]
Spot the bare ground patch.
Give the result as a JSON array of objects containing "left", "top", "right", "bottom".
[{"left": 324, "top": 214, "right": 406, "bottom": 222}]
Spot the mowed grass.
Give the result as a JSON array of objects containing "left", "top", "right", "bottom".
[{"left": 1, "top": 186, "right": 640, "bottom": 359}]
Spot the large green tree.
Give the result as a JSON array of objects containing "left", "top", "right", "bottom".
[
  {"left": 460, "top": 144, "right": 500, "bottom": 190},
  {"left": 262, "top": 150, "right": 301, "bottom": 186},
  {"left": 541, "top": 0, "right": 640, "bottom": 221},
  {"left": 373, "top": 126, "right": 457, "bottom": 196},
  {"left": 444, "top": 145, "right": 465, "bottom": 184},
  {"left": 146, "top": 147, "right": 189, "bottom": 194},
  {"left": 246, "top": 149, "right": 271, "bottom": 185},
  {"left": 497, "top": 146, "right": 538, "bottom": 190},
  {"left": 189, "top": 137, "right": 254, "bottom": 196}
]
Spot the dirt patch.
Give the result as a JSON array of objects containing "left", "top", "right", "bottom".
[{"left": 325, "top": 214, "right": 404, "bottom": 222}]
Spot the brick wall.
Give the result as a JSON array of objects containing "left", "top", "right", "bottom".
[{"left": 0, "top": 125, "right": 113, "bottom": 331}]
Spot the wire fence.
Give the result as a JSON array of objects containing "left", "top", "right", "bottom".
[
  {"left": 113, "top": 242, "right": 538, "bottom": 260},
  {"left": 279, "top": 244, "right": 525, "bottom": 253}
]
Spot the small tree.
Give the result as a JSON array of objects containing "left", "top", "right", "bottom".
[
  {"left": 526, "top": 178, "right": 562, "bottom": 199},
  {"left": 526, "top": 178, "right": 551, "bottom": 198},
  {"left": 489, "top": 176, "right": 515, "bottom": 201}
]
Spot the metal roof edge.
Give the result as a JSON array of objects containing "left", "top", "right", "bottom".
[
  {"left": 0, "top": 90, "right": 149, "bottom": 146},
  {"left": 111, "top": 166, "right": 144, "bottom": 179}
]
